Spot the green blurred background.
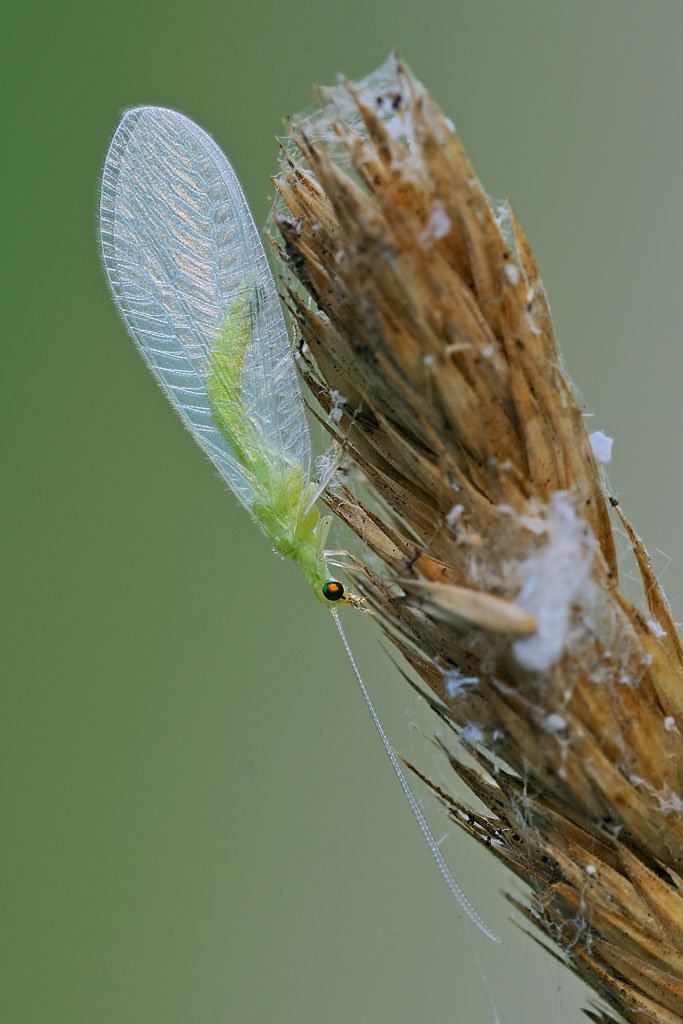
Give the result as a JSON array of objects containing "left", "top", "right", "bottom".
[{"left": 5, "top": 2, "right": 683, "bottom": 1021}]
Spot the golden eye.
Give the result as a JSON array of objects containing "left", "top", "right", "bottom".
[{"left": 322, "top": 580, "right": 345, "bottom": 602}]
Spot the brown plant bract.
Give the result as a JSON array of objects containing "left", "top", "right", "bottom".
[{"left": 272, "top": 55, "right": 683, "bottom": 1024}]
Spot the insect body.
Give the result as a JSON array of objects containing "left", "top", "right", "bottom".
[
  {"left": 99, "top": 107, "right": 496, "bottom": 942},
  {"left": 99, "top": 106, "right": 353, "bottom": 605}
]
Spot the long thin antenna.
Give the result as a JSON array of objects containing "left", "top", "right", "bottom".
[{"left": 332, "top": 610, "right": 500, "bottom": 943}]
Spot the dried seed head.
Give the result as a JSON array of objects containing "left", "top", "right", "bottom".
[{"left": 272, "top": 54, "right": 683, "bottom": 1023}]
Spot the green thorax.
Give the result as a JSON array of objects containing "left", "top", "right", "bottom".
[{"left": 207, "top": 286, "right": 329, "bottom": 601}]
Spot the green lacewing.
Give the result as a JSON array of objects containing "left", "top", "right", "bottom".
[
  {"left": 100, "top": 106, "right": 358, "bottom": 607},
  {"left": 99, "top": 107, "right": 497, "bottom": 942}
]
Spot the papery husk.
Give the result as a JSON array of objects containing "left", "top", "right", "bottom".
[{"left": 272, "top": 54, "right": 683, "bottom": 1024}]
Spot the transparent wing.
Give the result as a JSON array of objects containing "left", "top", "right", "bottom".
[{"left": 99, "top": 106, "right": 312, "bottom": 513}]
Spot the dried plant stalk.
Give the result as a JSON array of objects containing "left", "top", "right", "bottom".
[{"left": 272, "top": 55, "right": 683, "bottom": 1024}]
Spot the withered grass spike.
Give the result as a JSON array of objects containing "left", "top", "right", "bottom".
[{"left": 273, "top": 54, "right": 683, "bottom": 1023}]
